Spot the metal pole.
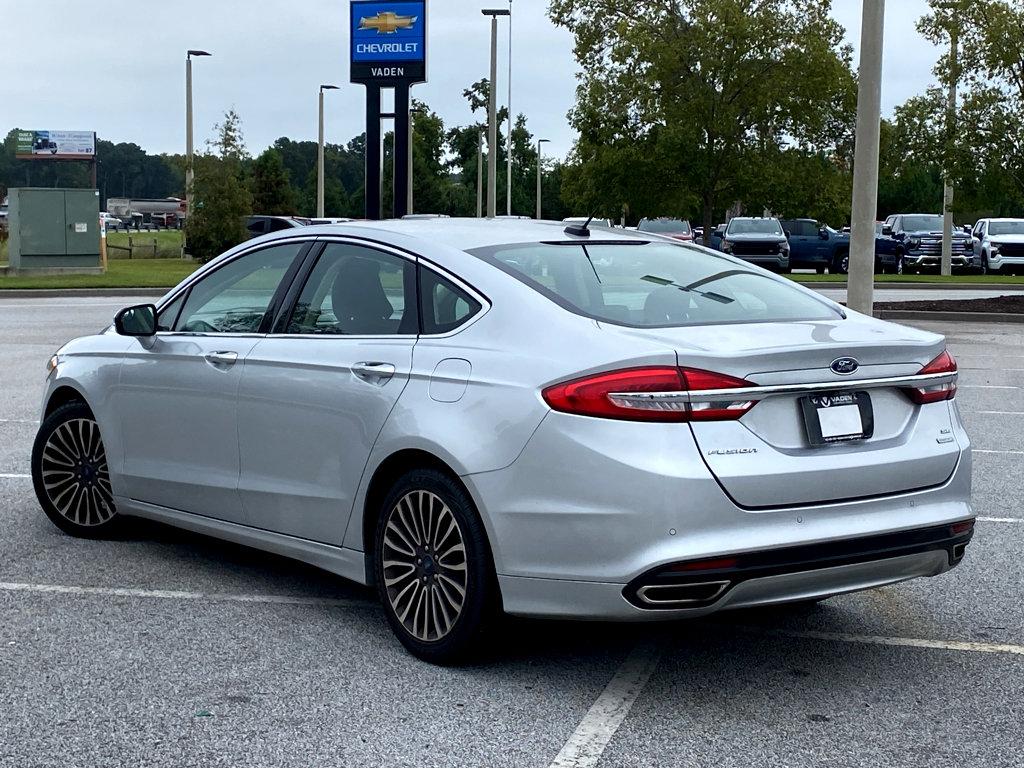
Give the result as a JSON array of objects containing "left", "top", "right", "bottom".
[
  {"left": 477, "top": 131, "right": 484, "bottom": 218},
  {"left": 847, "top": 0, "right": 886, "bottom": 316},
  {"left": 506, "top": 0, "right": 513, "bottom": 216},
  {"left": 393, "top": 83, "right": 410, "bottom": 219},
  {"left": 487, "top": 15, "right": 499, "bottom": 218},
  {"left": 407, "top": 109, "right": 415, "bottom": 215},
  {"left": 536, "top": 138, "right": 549, "bottom": 220},
  {"left": 941, "top": 24, "right": 958, "bottom": 277},
  {"left": 317, "top": 89, "right": 325, "bottom": 218},
  {"left": 185, "top": 56, "right": 193, "bottom": 251}
]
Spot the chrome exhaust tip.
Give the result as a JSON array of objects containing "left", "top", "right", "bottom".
[
  {"left": 635, "top": 580, "right": 730, "bottom": 607},
  {"left": 952, "top": 542, "right": 967, "bottom": 561}
]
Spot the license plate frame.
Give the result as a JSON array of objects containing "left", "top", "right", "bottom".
[{"left": 801, "top": 391, "right": 874, "bottom": 446}]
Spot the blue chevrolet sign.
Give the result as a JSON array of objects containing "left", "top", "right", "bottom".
[{"left": 350, "top": 0, "right": 427, "bottom": 83}]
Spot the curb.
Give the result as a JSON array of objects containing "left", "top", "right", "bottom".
[
  {"left": 800, "top": 281, "right": 1024, "bottom": 291},
  {"left": 874, "top": 309, "right": 1024, "bottom": 324},
  {"left": 0, "top": 288, "right": 170, "bottom": 299}
]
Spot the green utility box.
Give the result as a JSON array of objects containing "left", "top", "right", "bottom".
[{"left": 6, "top": 188, "right": 102, "bottom": 274}]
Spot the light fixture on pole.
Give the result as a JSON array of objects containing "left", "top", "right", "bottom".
[
  {"left": 482, "top": 8, "right": 510, "bottom": 219},
  {"left": 506, "top": 0, "right": 513, "bottom": 217},
  {"left": 185, "top": 49, "right": 211, "bottom": 253},
  {"left": 535, "top": 138, "right": 550, "bottom": 220},
  {"left": 407, "top": 106, "right": 424, "bottom": 215},
  {"left": 317, "top": 84, "right": 340, "bottom": 218}
]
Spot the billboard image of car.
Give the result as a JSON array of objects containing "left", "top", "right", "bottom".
[{"left": 16, "top": 130, "right": 95, "bottom": 159}]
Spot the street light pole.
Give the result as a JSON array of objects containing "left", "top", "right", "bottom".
[
  {"left": 536, "top": 138, "right": 550, "bottom": 220},
  {"left": 941, "top": 23, "right": 958, "bottom": 277},
  {"left": 482, "top": 9, "right": 509, "bottom": 219},
  {"left": 506, "top": 0, "right": 513, "bottom": 217},
  {"left": 185, "top": 49, "right": 210, "bottom": 253},
  {"left": 407, "top": 106, "right": 424, "bottom": 215},
  {"left": 476, "top": 130, "right": 485, "bottom": 218},
  {"left": 847, "top": 0, "right": 885, "bottom": 316},
  {"left": 317, "top": 84, "right": 339, "bottom": 218}
]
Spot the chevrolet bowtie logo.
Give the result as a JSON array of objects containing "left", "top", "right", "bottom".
[{"left": 360, "top": 11, "right": 418, "bottom": 34}]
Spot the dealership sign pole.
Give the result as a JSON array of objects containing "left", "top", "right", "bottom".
[{"left": 350, "top": 0, "right": 427, "bottom": 220}]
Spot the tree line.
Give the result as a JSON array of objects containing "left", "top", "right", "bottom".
[{"left": 3, "top": 0, "right": 1023, "bottom": 251}]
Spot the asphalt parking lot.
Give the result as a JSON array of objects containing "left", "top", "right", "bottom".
[{"left": 1, "top": 296, "right": 1022, "bottom": 767}]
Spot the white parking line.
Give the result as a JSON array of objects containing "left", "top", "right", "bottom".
[
  {"left": 972, "top": 449, "right": 1024, "bottom": 455},
  {"left": 550, "top": 640, "right": 664, "bottom": 768},
  {"left": 0, "top": 419, "right": 38, "bottom": 424},
  {"left": 974, "top": 411, "right": 1024, "bottom": 416},
  {"left": 0, "top": 473, "right": 30, "bottom": 480},
  {"left": 0, "top": 581, "right": 364, "bottom": 608},
  {"left": 960, "top": 385, "right": 1021, "bottom": 389},
  {"left": 978, "top": 516, "right": 1023, "bottom": 523},
  {"left": 739, "top": 626, "right": 1024, "bottom": 656}
]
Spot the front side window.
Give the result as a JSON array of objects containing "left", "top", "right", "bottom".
[
  {"left": 175, "top": 242, "right": 303, "bottom": 333},
  {"left": 470, "top": 242, "right": 840, "bottom": 328},
  {"left": 287, "top": 243, "right": 416, "bottom": 335}
]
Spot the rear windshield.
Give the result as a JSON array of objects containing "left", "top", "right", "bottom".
[
  {"left": 468, "top": 242, "right": 841, "bottom": 328},
  {"left": 727, "top": 219, "right": 784, "bottom": 236},
  {"left": 639, "top": 219, "right": 691, "bottom": 234},
  {"left": 990, "top": 221, "right": 1024, "bottom": 236}
]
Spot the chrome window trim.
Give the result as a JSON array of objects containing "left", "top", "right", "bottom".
[{"left": 610, "top": 371, "right": 957, "bottom": 404}]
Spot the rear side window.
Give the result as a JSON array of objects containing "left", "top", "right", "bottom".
[
  {"left": 469, "top": 242, "right": 840, "bottom": 328},
  {"left": 420, "top": 269, "right": 482, "bottom": 334}
]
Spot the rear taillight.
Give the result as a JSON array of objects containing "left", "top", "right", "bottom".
[
  {"left": 904, "top": 350, "right": 958, "bottom": 404},
  {"left": 542, "top": 366, "right": 757, "bottom": 422}
]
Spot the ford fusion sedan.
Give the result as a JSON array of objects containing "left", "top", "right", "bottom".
[
  {"left": 719, "top": 217, "right": 791, "bottom": 271},
  {"left": 971, "top": 218, "right": 1024, "bottom": 274},
  {"left": 32, "top": 219, "right": 973, "bottom": 664}
]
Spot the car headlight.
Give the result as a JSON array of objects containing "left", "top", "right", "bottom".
[
  {"left": 991, "top": 242, "right": 1001, "bottom": 254},
  {"left": 46, "top": 354, "right": 60, "bottom": 375},
  {"left": 722, "top": 240, "right": 733, "bottom": 252},
  {"left": 907, "top": 236, "right": 921, "bottom": 248}
]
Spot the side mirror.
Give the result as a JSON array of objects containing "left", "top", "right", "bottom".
[
  {"left": 882, "top": 225, "right": 893, "bottom": 236},
  {"left": 783, "top": 229, "right": 792, "bottom": 239},
  {"left": 714, "top": 227, "right": 725, "bottom": 237},
  {"left": 114, "top": 304, "right": 157, "bottom": 337},
  {"left": 818, "top": 227, "right": 829, "bottom": 239}
]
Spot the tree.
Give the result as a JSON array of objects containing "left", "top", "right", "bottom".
[
  {"left": 185, "top": 110, "right": 252, "bottom": 261},
  {"left": 549, "top": 0, "right": 857, "bottom": 238},
  {"left": 251, "top": 148, "right": 297, "bottom": 215}
]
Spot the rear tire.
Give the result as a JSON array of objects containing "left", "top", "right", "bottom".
[
  {"left": 31, "top": 402, "right": 120, "bottom": 538},
  {"left": 374, "top": 468, "right": 498, "bottom": 665},
  {"left": 832, "top": 250, "right": 849, "bottom": 275}
]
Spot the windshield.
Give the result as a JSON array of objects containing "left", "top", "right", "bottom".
[
  {"left": 902, "top": 215, "right": 944, "bottom": 231},
  {"left": 469, "top": 242, "right": 840, "bottom": 328},
  {"left": 990, "top": 221, "right": 1024, "bottom": 236},
  {"left": 639, "top": 219, "right": 691, "bottom": 234},
  {"left": 726, "top": 219, "right": 784, "bottom": 236}
]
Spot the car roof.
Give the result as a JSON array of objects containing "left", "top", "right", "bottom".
[
  {"left": 262, "top": 217, "right": 647, "bottom": 252},
  {"left": 985, "top": 217, "right": 1024, "bottom": 222}
]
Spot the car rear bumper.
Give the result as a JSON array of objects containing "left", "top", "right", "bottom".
[{"left": 498, "top": 547, "right": 957, "bottom": 620}]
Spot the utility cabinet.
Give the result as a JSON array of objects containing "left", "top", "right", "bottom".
[{"left": 7, "top": 188, "right": 102, "bottom": 273}]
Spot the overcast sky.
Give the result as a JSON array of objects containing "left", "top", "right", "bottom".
[{"left": 3, "top": 0, "right": 938, "bottom": 162}]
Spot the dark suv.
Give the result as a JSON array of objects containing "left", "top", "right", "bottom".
[
  {"left": 876, "top": 214, "right": 975, "bottom": 274},
  {"left": 718, "top": 217, "right": 790, "bottom": 272},
  {"left": 778, "top": 219, "right": 851, "bottom": 274}
]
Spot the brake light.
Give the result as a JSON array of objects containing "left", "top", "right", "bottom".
[
  {"left": 541, "top": 366, "right": 757, "bottom": 422},
  {"left": 904, "top": 350, "right": 958, "bottom": 404}
]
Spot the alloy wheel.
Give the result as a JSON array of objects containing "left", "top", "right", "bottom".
[
  {"left": 40, "top": 418, "right": 115, "bottom": 527},
  {"left": 381, "top": 490, "right": 468, "bottom": 642}
]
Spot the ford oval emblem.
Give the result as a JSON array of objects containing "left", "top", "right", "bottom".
[{"left": 830, "top": 357, "right": 859, "bottom": 376}]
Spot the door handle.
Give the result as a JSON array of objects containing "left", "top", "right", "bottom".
[
  {"left": 204, "top": 351, "right": 238, "bottom": 367},
  {"left": 353, "top": 362, "right": 396, "bottom": 384}
]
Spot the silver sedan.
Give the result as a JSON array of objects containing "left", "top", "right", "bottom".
[{"left": 31, "top": 219, "right": 974, "bottom": 663}]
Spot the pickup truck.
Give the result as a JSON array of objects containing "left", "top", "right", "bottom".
[
  {"left": 718, "top": 217, "right": 791, "bottom": 272},
  {"left": 970, "top": 218, "right": 1024, "bottom": 274},
  {"left": 876, "top": 214, "right": 976, "bottom": 274},
  {"left": 779, "top": 218, "right": 851, "bottom": 273}
]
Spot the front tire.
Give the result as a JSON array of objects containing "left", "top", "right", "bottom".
[
  {"left": 31, "top": 402, "right": 120, "bottom": 538},
  {"left": 374, "top": 469, "right": 498, "bottom": 664}
]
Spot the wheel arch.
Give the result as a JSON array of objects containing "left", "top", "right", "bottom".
[
  {"left": 358, "top": 448, "right": 496, "bottom": 587},
  {"left": 44, "top": 385, "right": 94, "bottom": 419}
]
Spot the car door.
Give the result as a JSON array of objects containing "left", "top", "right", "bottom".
[
  {"left": 785, "top": 221, "right": 811, "bottom": 265},
  {"left": 235, "top": 240, "right": 419, "bottom": 544},
  {"left": 116, "top": 240, "right": 308, "bottom": 522},
  {"left": 878, "top": 215, "right": 897, "bottom": 263},
  {"left": 973, "top": 220, "right": 986, "bottom": 258}
]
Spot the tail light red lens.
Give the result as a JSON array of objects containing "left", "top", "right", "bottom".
[
  {"left": 542, "top": 366, "right": 757, "bottom": 422},
  {"left": 904, "top": 350, "right": 958, "bottom": 404}
]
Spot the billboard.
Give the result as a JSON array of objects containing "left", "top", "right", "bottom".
[
  {"left": 16, "top": 130, "right": 96, "bottom": 160},
  {"left": 350, "top": 0, "right": 427, "bottom": 84}
]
